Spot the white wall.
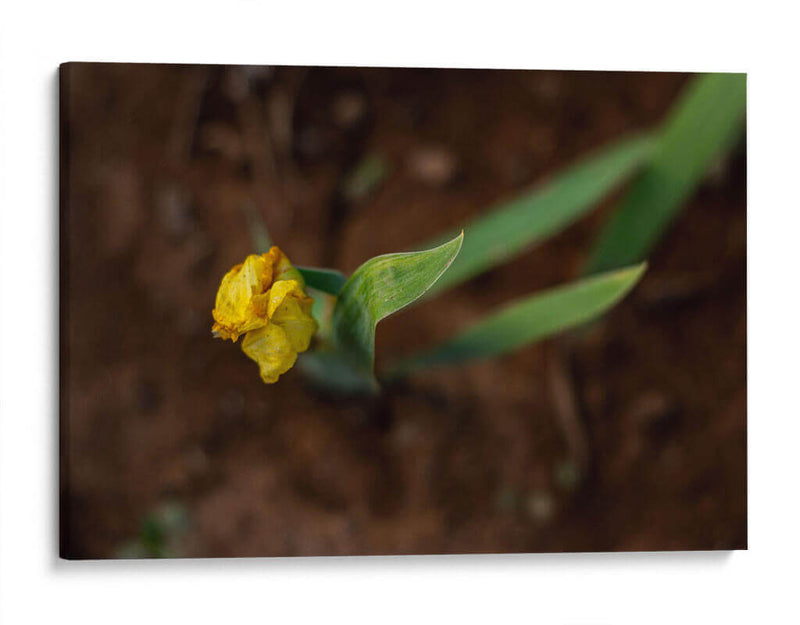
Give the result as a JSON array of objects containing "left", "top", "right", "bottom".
[{"left": 1, "top": 2, "right": 797, "bottom": 622}]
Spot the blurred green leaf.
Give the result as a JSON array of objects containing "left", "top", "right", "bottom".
[
  {"left": 332, "top": 232, "right": 464, "bottom": 376},
  {"left": 391, "top": 262, "right": 646, "bottom": 372},
  {"left": 116, "top": 501, "right": 190, "bottom": 559},
  {"left": 298, "top": 350, "right": 381, "bottom": 396},
  {"left": 297, "top": 266, "right": 348, "bottom": 295},
  {"left": 584, "top": 73, "right": 746, "bottom": 275},
  {"left": 342, "top": 153, "right": 389, "bottom": 202},
  {"left": 423, "top": 134, "right": 653, "bottom": 295}
]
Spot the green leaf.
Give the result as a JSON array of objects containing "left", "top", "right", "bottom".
[
  {"left": 297, "top": 351, "right": 381, "bottom": 396},
  {"left": 332, "top": 232, "right": 464, "bottom": 375},
  {"left": 422, "top": 134, "right": 653, "bottom": 295},
  {"left": 391, "top": 262, "right": 646, "bottom": 373},
  {"left": 342, "top": 153, "right": 390, "bottom": 202},
  {"left": 584, "top": 73, "right": 746, "bottom": 275},
  {"left": 297, "top": 266, "right": 348, "bottom": 296}
]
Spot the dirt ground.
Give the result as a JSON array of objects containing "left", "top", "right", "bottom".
[{"left": 60, "top": 64, "right": 746, "bottom": 558}]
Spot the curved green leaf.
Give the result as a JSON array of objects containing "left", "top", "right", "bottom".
[
  {"left": 391, "top": 262, "right": 646, "bottom": 373},
  {"left": 297, "top": 266, "right": 348, "bottom": 296},
  {"left": 423, "top": 134, "right": 653, "bottom": 295},
  {"left": 333, "top": 232, "right": 464, "bottom": 375},
  {"left": 585, "top": 73, "right": 746, "bottom": 274}
]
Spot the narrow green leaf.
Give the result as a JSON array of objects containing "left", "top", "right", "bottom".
[
  {"left": 332, "top": 232, "right": 464, "bottom": 374},
  {"left": 585, "top": 73, "right": 746, "bottom": 275},
  {"left": 342, "top": 153, "right": 390, "bottom": 202},
  {"left": 297, "top": 266, "right": 348, "bottom": 296},
  {"left": 392, "top": 263, "right": 646, "bottom": 373},
  {"left": 423, "top": 134, "right": 653, "bottom": 295}
]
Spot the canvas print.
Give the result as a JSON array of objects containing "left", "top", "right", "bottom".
[{"left": 60, "top": 63, "right": 746, "bottom": 559}]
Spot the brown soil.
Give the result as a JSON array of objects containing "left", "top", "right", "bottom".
[{"left": 60, "top": 64, "right": 746, "bottom": 558}]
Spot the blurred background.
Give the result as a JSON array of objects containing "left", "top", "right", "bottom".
[{"left": 60, "top": 64, "right": 745, "bottom": 558}]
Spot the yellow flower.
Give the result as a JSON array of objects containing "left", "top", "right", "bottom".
[{"left": 212, "top": 247, "right": 317, "bottom": 383}]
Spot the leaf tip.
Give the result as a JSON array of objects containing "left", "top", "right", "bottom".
[
  {"left": 614, "top": 260, "right": 648, "bottom": 296},
  {"left": 451, "top": 228, "right": 465, "bottom": 248},
  {"left": 442, "top": 230, "right": 464, "bottom": 271}
]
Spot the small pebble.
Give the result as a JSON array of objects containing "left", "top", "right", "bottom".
[
  {"left": 332, "top": 91, "right": 367, "bottom": 128},
  {"left": 408, "top": 146, "right": 458, "bottom": 186},
  {"left": 526, "top": 490, "right": 556, "bottom": 523}
]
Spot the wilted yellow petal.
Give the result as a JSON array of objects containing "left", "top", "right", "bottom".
[
  {"left": 211, "top": 254, "right": 272, "bottom": 341},
  {"left": 267, "top": 246, "right": 303, "bottom": 284},
  {"left": 212, "top": 246, "right": 317, "bottom": 383},
  {"left": 268, "top": 279, "right": 318, "bottom": 352},
  {"left": 241, "top": 323, "right": 297, "bottom": 384}
]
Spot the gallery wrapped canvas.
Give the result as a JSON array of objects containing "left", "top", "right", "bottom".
[{"left": 59, "top": 63, "right": 746, "bottom": 559}]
